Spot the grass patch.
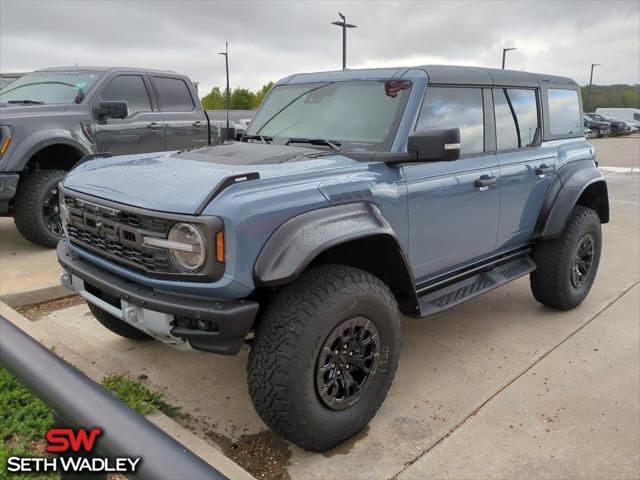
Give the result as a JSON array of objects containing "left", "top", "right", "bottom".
[
  {"left": 0, "top": 367, "right": 57, "bottom": 479},
  {"left": 101, "top": 374, "right": 180, "bottom": 418},
  {"left": 0, "top": 368, "right": 177, "bottom": 480}
]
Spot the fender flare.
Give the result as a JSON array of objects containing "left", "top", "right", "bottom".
[
  {"left": 534, "top": 160, "right": 609, "bottom": 239},
  {"left": 7, "top": 130, "right": 91, "bottom": 172},
  {"left": 253, "top": 202, "right": 416, "bottom": 292}
]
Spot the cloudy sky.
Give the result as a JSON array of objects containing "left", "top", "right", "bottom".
[{"left": 1, "top": 0, "right": 639, "bottom": 97}]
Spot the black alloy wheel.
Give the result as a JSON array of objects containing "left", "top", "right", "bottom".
[
  {"left": 571, "top": 233, "right": 595, "bottom": 289},
  {"left": 43, "top": 184, "right": 63, "bottom": 237},
  {"left": 316, "top": 316, "right": 380, "bottom": 410}
]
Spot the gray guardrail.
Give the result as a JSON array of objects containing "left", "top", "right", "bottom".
[{"left": 0, "top": 314, "right": 227, "bottom": 480}]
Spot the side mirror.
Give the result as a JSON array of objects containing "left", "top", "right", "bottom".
[
  {"left": 95, "top": 101, "right": 129, "bottom": 119},
  {"left": 407, "top": 127, "right": 461, "bottom": 162}
]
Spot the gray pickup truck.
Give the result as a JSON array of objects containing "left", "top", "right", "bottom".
[{"left": 0, "top": 66, "right": 230, "bottom": 247}]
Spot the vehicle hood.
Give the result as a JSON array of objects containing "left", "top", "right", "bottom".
[
  {"left": 0, "top": 103, "right": 69, "bottom": 119},
  {"left": 63, "top": 142, "right": 358, "bottom": 214}
]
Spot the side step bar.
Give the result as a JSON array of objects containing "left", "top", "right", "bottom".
[{"left": 418, "top": 255, "right": 536, "bottom": 317}]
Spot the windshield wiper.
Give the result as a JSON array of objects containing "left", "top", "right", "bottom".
[
  {"left": 7, "top": 99, "right": 44, "bottom": 104},
  {"left": 286, "top": 138, "right": 342, "bottom": 151},
  {"left": 242, "top": 134, "right": 272, "bottom": 144}
]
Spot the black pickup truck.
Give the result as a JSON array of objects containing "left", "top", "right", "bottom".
[{"left": 0, "top": 66, "right": 235, "bottom": 247}]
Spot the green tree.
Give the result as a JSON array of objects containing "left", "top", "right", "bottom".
[
  {"left": 253, "top": 81, "right": 274, "bottom": 108},
  {"left": 201, "top": 86, "right": 226, "bottom": 109},
  {"left": 580, "top": 84, "right": 640, "bottom": 111},
  {"left": 230, "top": 87, "right": 256, "bottom": 110}
]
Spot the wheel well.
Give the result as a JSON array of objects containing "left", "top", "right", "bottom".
[
  {"left": 24, "top": 144, "right": 84, "bottom": 172},
  {"left": 307, "top": 234, "right": 419, "bottom": 315},
  {"left": 577, "top": 181, "right": 609, "bottom": 223}
]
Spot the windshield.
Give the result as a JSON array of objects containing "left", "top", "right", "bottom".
[
  {"left": 0, "top": 70, "right": 103, "bottom": 104},
  {"left": 590, "top": 114, "right": 608, "bottom": 122},
  {"left": 245, "top": 80, "right": 412, "bottom": 151}
]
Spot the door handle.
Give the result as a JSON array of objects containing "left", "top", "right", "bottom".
[
  {"left": 192, "top": 120, "right": 205, "bottom": 127},
  {"left": 147, "top": 122, "right": 163, "bottom": 130},
  {"left": 474, "top": 175, "right": 497, "bottom": 191},
  {"left": 535, "top": 164, "right": 554, "bottom": 177}
]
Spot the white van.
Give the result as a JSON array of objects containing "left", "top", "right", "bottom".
[{"left": 596, "top": 108, "right": 640, "bottom": 130}]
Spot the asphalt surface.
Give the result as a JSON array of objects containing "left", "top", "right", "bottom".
[{"left": 1, "top": 136, "right": 639, "bottom": 479}]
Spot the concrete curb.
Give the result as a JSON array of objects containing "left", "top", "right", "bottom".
[
  {"left": 600, "top": 166, "right": 640, "bottom": 174},
  {"left": 0, "top": 301, "right": 255, "bottom": 480},
  {"left": 1, "top": 284, "right": 74, "bottom": 308}
]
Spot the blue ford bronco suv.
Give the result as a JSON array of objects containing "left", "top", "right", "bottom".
[{"left": 57, "top": 65, "right": 608, "bottom": 451}]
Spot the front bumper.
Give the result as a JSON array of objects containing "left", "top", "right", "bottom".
[{"left": 57, "top": 239, "right": 259, "bottom": 355}]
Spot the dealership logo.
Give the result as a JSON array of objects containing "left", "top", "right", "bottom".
[{"left": 6, "top": 428, "right": 141, "bottom": 474}]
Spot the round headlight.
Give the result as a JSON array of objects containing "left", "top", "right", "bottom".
[{"left": 168, "top": 223, "right": 206, "bottom": 273}]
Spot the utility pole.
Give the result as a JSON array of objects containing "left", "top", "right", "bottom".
[
  {"left": 587, "top": 63, "right": 602, "bottom": 112},
  {"left": 331, "top": 13, "right": 357, "bottom": 70},
  {"left": 502, "top": 47, "right": 517, "bottom": 69},
  {"left": 218, "top": 42, "right": 231, "bottom": 139}
]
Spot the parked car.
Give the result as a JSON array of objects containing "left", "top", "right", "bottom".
[
  {"left": 585, "top": 112, "right": 629, "bottom": 136},
  {"left": 0, "top": 66, "right": 230, "bottom": 247},
  {"left": 583, "top": 114, "right": 610, "bottom": 138},
  {"left": 57, "top": 65, "right": 607, "bottom": 452},
  {"left": 206, "top": 109, "right": 255, "bottom": 139},
  {"left": 595, "top": 107, "right": 640, "bottom": 131}
]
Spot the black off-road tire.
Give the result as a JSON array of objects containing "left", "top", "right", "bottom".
[
  {"left": 87, "top": 302, "right": 153, "bottom": 341},
  {"left": 611, "top": 126, "right": 618, "bottom": 137},
  {"left": 247, "top": 265, "right": 401, "bottom": 451},
  {"left": 530, "top": 206, "right": 602, "bottom": 310},
  {"left": 13, "top": 169, "right": 67, "bottom": 248}
]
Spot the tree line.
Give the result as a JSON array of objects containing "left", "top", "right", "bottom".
[
  {"left": 201, "top": 81, "right": 639, "bottom": 112},
  {"left": 580, "top": 84, "right": 640, "bottom": 111},
  {"left": 201, "top": 82, "right": 274, "bottom": 110}
]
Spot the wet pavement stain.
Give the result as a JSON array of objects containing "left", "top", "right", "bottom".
[
  {"left": 321, "top": 425, "right": 370, "bottom": 458},
  {"left": 205, "top": 429, "right": 292, "bottom": 480},
  {"left": 16, "top": 294, "right": 83, "bottom": 321}
]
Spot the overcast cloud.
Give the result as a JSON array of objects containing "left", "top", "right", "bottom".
[{"left": 1, "top": 0, "right": 639, "bottom": 97}]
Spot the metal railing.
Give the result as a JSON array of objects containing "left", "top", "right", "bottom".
[{"left": 0, "top": 314, "right": 227, "bottom": 479}]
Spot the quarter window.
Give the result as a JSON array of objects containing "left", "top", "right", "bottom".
[
  {"left": 547, "top": 89, "right": 581, "bottom": 136},
  {"left": 494, "top": 89, "right": 539, "bottom": 150},
  {"left": 154, "top": 77, "right": 194, "bottom": 112},
  {"left": 416, "top": 87, "right": 484, "bottom": 156},
  {"left": 100, "top": 75, "right": 151, "bottom": 115}
]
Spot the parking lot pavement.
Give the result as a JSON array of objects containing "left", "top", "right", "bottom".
[
  {"left": 18, "top": 169, "right": 639, "bottom": 479},
  {"left": 0, "top": 217, "right": 66, "bottom": 306},
  {"left": 397, "top": 283, "right": 640, "bottom": 480},
  {"left": 590, "top": 134, "right": 640, "bottom": 169}
]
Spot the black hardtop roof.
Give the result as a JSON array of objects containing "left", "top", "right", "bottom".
[
  {"left": 283, "top": 64, "right": 577, "bottom": 88},
  {"left": 424, "top": 65, "right": 577, "bottom": 87}
]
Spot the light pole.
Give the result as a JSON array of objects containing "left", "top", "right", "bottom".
[
  {"left": 331, "top": 13, "right": 357, "bottom": 70},
  {"left": 502, "top": 47, "right": 517, "bottom": 69},
  {"left": 218, "top": 42, "right": 230, "bottom": 138},
  {"left": 586, "top": 63, "right": 602, "bottom": 112}
]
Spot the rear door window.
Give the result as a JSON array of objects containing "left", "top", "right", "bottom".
[
  {"left": 154, "top": 76, "right": 195, "bottom": 112},
  {"left": 100, "top": 75, "right": 151, "bottom": 115},
  {"left": 547, "top": 89, "right": 581, "bottom": 136},
  {"left": 494, "top": 89, "right": 539, "bottom": 150},
  {"left": 417, "top": 87, "right": 484, "bottom": 156}
]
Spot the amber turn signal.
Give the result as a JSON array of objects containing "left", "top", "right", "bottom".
[
  {"left": 0, "top": 137, "right": 11, "bottom": 156},
  {"left": 215, "top": 231, "right": 225, "bottom": 263}
]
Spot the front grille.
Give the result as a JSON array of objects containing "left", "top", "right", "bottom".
[
  {"left": 67, "top": 225, "right": 176, "bottom": 273},
  {"left": 63, "top": 194, "right": 180, "bottom": 275},
  {"left": 65, "top": 196, "right": 171, "bottom": 233}
]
